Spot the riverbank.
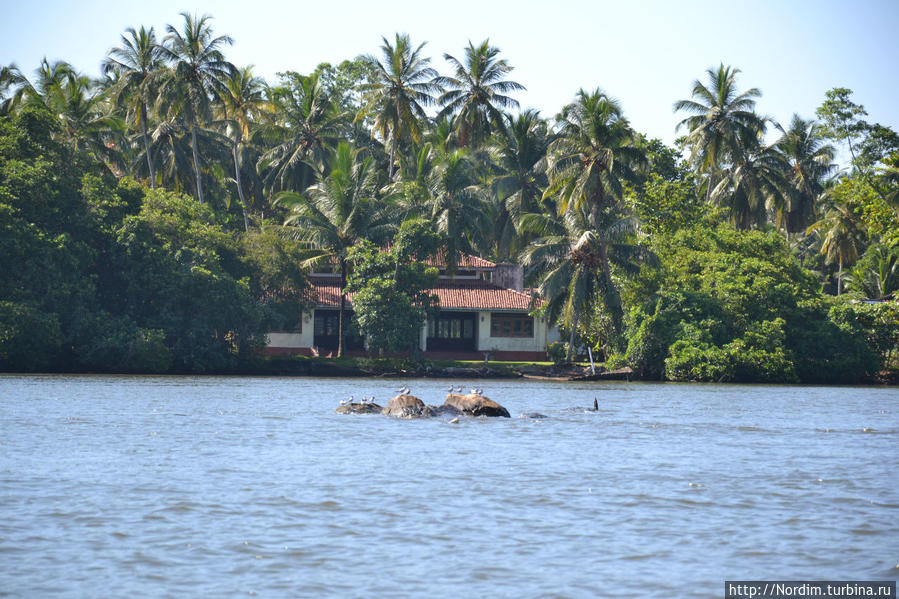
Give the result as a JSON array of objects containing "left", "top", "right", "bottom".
[{"left": 3, "top": 355, "right": 897, "bottom": 384}]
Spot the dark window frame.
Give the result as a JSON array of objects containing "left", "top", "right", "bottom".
[{"left": 490, "top": 313, "right": 534, "bottom": 338}]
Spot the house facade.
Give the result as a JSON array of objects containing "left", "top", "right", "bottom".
[{"left": 266, "top": 254, "right": 559, "bottom": 360}]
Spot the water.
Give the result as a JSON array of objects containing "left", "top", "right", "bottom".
[{"left": 1, "top": 375, "right": 897, "bottom": 598}]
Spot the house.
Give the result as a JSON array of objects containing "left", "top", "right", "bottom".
[{"left": 265, "top": 253, "right": 560, "bottom": 360}]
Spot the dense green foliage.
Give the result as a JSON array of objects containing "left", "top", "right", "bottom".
[
  {"left": 624, "top": 227, "right": 878, "bottom": 383},
  {"left": 345, "top": 220, "right": 440, "bottom": 355},
  {"left": 1, "top": 15, "right": 896, "bottom": 380},
  {"left": 0, "top": 107, "right": 307, "bottom": 372}
]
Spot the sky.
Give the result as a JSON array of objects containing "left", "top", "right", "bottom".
[{"left": 1, "top": 0, "right": 897, "bottom": 159}]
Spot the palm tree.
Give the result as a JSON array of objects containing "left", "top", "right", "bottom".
[
  {"left": 158, "top": 12, "right": 234, "bottom": 203},
  {"left": 218, "top": 66, "right": 267, "bottom": 230},
  {"left": 844, "top": 244, "right": 899, "bottom": 300},
  {"left": 139, "top": 116, "right": 230, "bottom": 194},
  {"left": 434, "top": 39, "right": 525, "bottom": 148},
  {"left": 49, "top": 73, "right": 123, "bottom": 158},
  {"left": 711, "top": 138, "right": 790, "bottom": 230},
  {"left": 387, "top": 140, "right": 437, "bottom": 220},
  {"left": 360, "top": 33, "right": 439, "bottom": 178},
  {"left": 103, "top": 26, "right": 165, "bottom": 188},
  {"left": 808, "top": 196, "right": 867, "bottom": 295},
  {"left": 276, "top": 143, "right": 391, "bottom": 357},
  {"left": 488, "top": 109, "right": 553, "bottom": 259},
  {"left": 544, "top": 88, "right": 646, "bottom": 341},
  {"left": 428, "top": 149, "right": 487, "bottom": 275},
  {"left": 11, "top": 58, "right": 74, "bottom": 111},
  {"left": 520, "top": 202, "right": 653, "bottom": 360},
  {"left": 674, "top": 64, "right": 765, "bottom": 201},
  {"left": 0, "top": 64, "right": 26, "bottom": 114},
  {"left": 258, "top": 72, "right": 344, "bottom": 195},
  {"left": 774, "top": 114, "right": 837, "bottom": 236}
]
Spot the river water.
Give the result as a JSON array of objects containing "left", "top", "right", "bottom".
[{"left": 0, "top": 375, "right": 896, "bottom": 598}]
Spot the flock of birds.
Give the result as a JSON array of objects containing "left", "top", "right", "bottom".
[
  {"left": 338, "top": 385, "right": 485, "bottom": 406},
  {"left": 338, "top": 395, "right": 377, "bottom": 406}
]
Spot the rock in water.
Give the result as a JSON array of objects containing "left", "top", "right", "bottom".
[
  {"left": 335, "top": 402, "right": 382, "bottom": 414},
  {"left": 443, "top": 393, "right": 510, "bottom": 418},
  {"left": 382, "top": 395, "right": 435, "bottom": 419}
]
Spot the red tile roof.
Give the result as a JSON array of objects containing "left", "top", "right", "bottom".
[
  {"left": 308, "top": 276, "right": 538, "bottom": 311},
  {"left": 432, "top": 279, "right": 537, "bottom": 310},
  {"left": 422, "top": 251, "right": 496, "bottom": 270},
  {"left": 318, "top": 250, "right": 496, "bottom": 270}
]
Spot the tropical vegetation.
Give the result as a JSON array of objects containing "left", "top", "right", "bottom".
[{"left": 1, "top": 14, "right": 897, "bottom": 380}]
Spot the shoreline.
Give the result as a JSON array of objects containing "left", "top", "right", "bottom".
[{"left": 3, "top": 358, "right": 897, "bottom": 385}]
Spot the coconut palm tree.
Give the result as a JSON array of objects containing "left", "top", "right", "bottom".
[
  {"left": 386, "top": 140, "right": 437, "bottom": 220},
  {"left": 774, "top": 114, "right": 837, "bottom": 236},
  {"left": 808, "top": 196, "right": 867, "bottom": 295},
  {"left": 103, "top": 26, "right": 165, "bottom": 188},
  {"left": 488, "top": 109, "right": 553, "bottom": 259},
  {"left": 520, "top": 202, "right": 654, "bottom": 360},
  {"left": 711, "top": 138, "right": 790, "bottom": 230},
  {"left": 258, "top": 72, "right": 344, "bottom": 195},
  {"left": 360, "top": 33, "right": 440, "bottom": 178},
  {"left": 0, "top": 64, "right": 26, "bottom": 115},
  {"left": 844, "top": 244, "right": 899, "bottom": 300},
  {"left": 544, "top": 88, "right": 646, "bottom": 341},
  {"left": 428, "top": 149, "right": 487, "bottom": 275},
  {"left": 218, "top": 66, "right": 267, "bottom": 230},
  {"left": 11, "top": 58, "right": 75, "bottom": 111},
  {"left": 158, "top": 12, "right": 235, "bottom": 203},
  {"left": 138, "top": 116, "right": 230, "bottom": 195},
  {"left": 47, "top": 72, "right": 122, "bottom": 159},
  {"left": 674, "top": 64, "right": 765, "bottom": 201},
  {"left": 434, "top": 39, "right": 525, "bottom": 148},
  {"left": 276, "top": 143, "right": 391, "bottom": 357}
]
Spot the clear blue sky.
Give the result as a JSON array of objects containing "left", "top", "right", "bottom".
[{"left": 2, "top": 0, "right": 897, "bottom": 156}]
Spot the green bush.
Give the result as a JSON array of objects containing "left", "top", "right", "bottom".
[
  {"left": 829, "top": 299, "right": 899, "bottom": 371},
  {"left": 664, "top": 319, "right": 797, "bottom": 383},
  {"left": 546, "top": 341, "right": 568, "bottom": 365}
]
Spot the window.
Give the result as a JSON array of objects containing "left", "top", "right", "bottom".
[
  {"left": 276, "top": 315, "right": 302, "bottom": 333},
  {"left": 490, "top": 313, "right": 534, "bottom": 338},
  {"left": 314, "top": 313, "right": 338, "bottom": 336}
]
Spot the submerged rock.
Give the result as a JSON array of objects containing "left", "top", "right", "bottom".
[
  {"left": 382, "top": 395, "right": 435, "bottom": 419},
  {"left": 335, "top": 402, "right": 383, "bottom": 414},
  {"left": 443, "top": 393, "right": 510, "bottom": 418},
  {"left": 518, "top": 412, "right": 548, "bottom": 419},
  {"left": 429, "top": 404, "right": 463, "bottom": 417}
]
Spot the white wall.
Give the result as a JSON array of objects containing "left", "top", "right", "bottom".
[
  {"left": 475, "top": 311, "right": 553, "bottom": 352},
  {"left": 266, "top": 310, "right": 315, "bottom": 349}
]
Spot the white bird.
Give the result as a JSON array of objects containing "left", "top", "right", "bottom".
[
  {"left": 446, "top": 385, "right": 454, "bottom": 392},
  {"left": 470, "top": 388, "right": 478, "bottom": 395},
  {"left": 456, "top": 385, "right": 464, "bottom": 393},
  {"left": 339, "top": 399, "right": 349, "bottom": 406}
]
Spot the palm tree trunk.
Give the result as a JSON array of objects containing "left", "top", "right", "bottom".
[
  {"left": 705, "top": 172, "right": 716, "bottom": 203},
  {"left": 837, "top": 255, "right": 843, "bottom": 296},
  {"left": 566, "top": 306, "right": 579, "bottom": 362},
  {"left": 337, "top": 258, "right": 347, "bottom": 358},
  {"left": 232, "top": 141, "right": 250, "bottom": 232},
  {"left": 190, "top": 126, "right": 204, "bottom": 203},
  {"left": 597, "top": 237, "right": 625, "bottom": 348},
  {"left": 388, "top": 131, "right": 397, "bottom": 179},
  {"left": 140, "top": 102, "right": 156, "bottom": 189}
]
